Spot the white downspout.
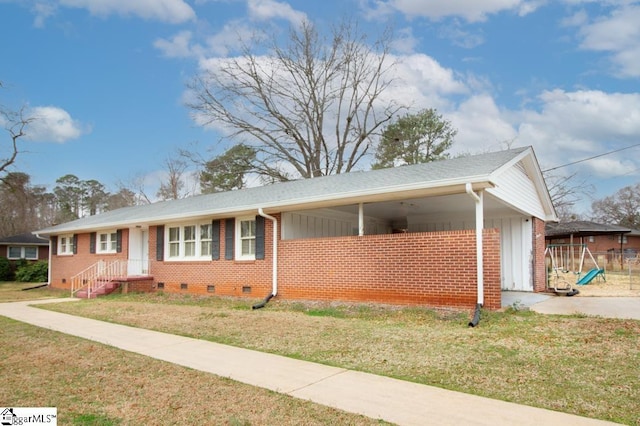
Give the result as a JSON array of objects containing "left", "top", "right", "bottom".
[
  {"left": 258, "top": 208, "right": 278, "bottom": 297},
  {"left": 358, "top": 203, "right": 364, "bottom": 236},
  {"left": 35, "top": 233, "right": 52, "bottom": 286},
  {"left": 465, "top": 183, "right": 484, "bottom": 306}
]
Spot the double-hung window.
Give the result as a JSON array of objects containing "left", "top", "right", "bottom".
[
  {"left": 97, "top": 231, "right": 118, "bottom": 253},
  {"left": 166, "top": 223, "right": 212, "bottom": 260},
  {"left": 59, "top": 235, "right": 74, "bottom": 255},
  {"left": 168, "top": 227, "right": 181, "bottom": 257},
  {"left": 236, "top": 217, "right": 256, "bottom": 260},
  {"left": 200, "top": 223, "right": 212, "bottom": 257},
  {"left": 184, "top": 225, "right": 196, "bottom": 257}
]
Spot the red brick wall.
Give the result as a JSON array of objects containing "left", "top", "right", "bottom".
[
  {"left": 147, "top": 220, "right": 274, "bottom": 298},
  {"left": 532, "top": 217, "right": 547, "bottom": 292},
  {"left": 279, "top": 229, "right": 502, "bottom": 310},
  {"left": 50, "top": 230, "right": 129, "bottom": 289},
  {"left": 50, "top": 220, "right": 502, "bottom": 310}
]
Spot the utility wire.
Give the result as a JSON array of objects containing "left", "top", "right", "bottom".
[{"left": 542, "top": 142, "right": 640, "bottom": 172}]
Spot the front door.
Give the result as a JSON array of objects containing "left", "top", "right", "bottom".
[{"left": 128, "top": 228, "right": 149, "bottom": 275}]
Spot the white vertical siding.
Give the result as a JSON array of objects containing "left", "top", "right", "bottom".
[
  {"left": 282, "top": 209, "right": 390, "bottom": 240},
  {"left": 488, "top": 162, "right": 546, "bottom": 218},
  {"left": 409, "top": 214, "right": 534, "bottom": 291}
]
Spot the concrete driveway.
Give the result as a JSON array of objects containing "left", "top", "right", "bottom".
[{"left": 502, "top": 291, "right": 640, "bottom": 320}]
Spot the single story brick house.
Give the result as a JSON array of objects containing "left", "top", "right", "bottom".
[
  {"left": 546, "top": 220, "right": 638, "bottom": 270},
  {"left": 0, "top": 232, "right": 50, "bottom": 262},
  {"left": 35, "top": 147, "right": 557, "bottom": 310}
]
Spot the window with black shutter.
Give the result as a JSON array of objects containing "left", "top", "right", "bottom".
[
  {"left": 156, "top": 225, "right": 165, "bottom": 261},
  {"left": 225, "top": 218, "right": 234, "bottom": 260},
  {"left": 211, "top": 220, "right": 220, "bottom": 260},
  {"left": 255, "top": 215, "right": 265, "bottom": 260}
]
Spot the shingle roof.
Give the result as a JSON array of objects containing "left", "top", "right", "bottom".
[
  {"left": 545, "top": 221, "right": 631, "bottom": 238},
  {"left": 36, "top": 147, "right": 531, "bottom": 235},
  {"left": 0, "top": 232, "right": 50, "bottom": 245}
]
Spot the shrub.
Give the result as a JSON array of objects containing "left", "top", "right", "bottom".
[
  {"left": 15, "top": 261, "right": 49, "bottom": 283},
  {"left": 0, "top": 257, "right": 12, "bottom": 281}
]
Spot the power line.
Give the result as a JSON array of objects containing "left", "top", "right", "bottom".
[{"left": 542, "top": 143, "right": 640, "bottom": 173}]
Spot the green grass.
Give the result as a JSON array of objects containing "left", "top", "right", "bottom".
[
  {"left": 0, "top": 281, "right": 68, "bottom": 301},
  {"left": 0, "top": 316, "right": 388, "bottom": 425},
  {"left": 30, "top": 292, "right": 640, "bottom": 425}
]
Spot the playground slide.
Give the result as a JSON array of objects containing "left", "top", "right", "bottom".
[{"left": 576, "top": 268, "right": 604, "bottom": 285}]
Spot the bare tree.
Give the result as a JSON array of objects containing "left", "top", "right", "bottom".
[
  {"left": 187, "top": 19, "right": 403, "bottom": 181},
  {"left": 114, "top": 175, "right": 153, "bottom": 206},
  {"left": 543, "top": 171, "right": 593, "bottom": 221},
  {"left": 156, "top": 157, "right": 193, "bottom": 200},
  {"left": 1, "top": 98, "right": 34, "bottom": 180},
  {"left": 591, "top": 183, "right": 640, "bottom": 228}
]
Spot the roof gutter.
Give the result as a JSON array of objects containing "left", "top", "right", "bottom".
[
  {"left": 466, "top": 183, "right": 483, "bottom": 327},
  {"left": 252, "top": 208, "right": 278, "bottom": 309}
]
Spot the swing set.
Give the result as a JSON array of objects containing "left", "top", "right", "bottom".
[{"left": 545, "top": 243, "right": 606, "bottom": 295}]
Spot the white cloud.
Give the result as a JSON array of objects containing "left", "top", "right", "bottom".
[
  {"left": 31, "top": 1, "right": 57, "bottom": 28},
  {"left": 154, "top": 30, "right": 197, "bottom": 58},
  {"left": 448, "top": 94, "right": 517, "bottom": 153},
  {"left": 574, "top": 4, "right": 640, "bottom": 77},
  {"left": 514, "top": 89, "right": 640, "bottom": 175},
  {"left": 247, "top": 0, "right": 307, "bottom": 25},
  {"left": 391, "top": 27, "right": 420, "bottom": 54},
  {"left": 362, "top": 0, "right": 542, "bottom": 22},
  {"left": 438, "top": 22, "right": 485, "bottom": 48},
  {"left": 205, "top": 21, "right": 257, "bottom": 56},
  {"left": 26, "top": 106, "right": 87, "bottom": 143},
  {"left": 588, "top": 157, "right": 637, "bottom": 178},
  {"left": 390, "top": 53, "right": 469, "bottom": 97},
  {"left": 58, "top": 0, "right": 196, "bottom": 24}
]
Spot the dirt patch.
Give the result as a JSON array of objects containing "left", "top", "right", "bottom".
[{"left": 573, "top": 272, "right": 640, "bottom": 297}]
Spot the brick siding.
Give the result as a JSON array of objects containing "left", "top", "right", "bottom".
[
  {"left": 532, "top": 217, "right": 548, "bottom": 292},
  {"left": 50, "top": 219, "right": 502, "bottom": 310},
  {"left": 50, "top": 230, "right": 129, "bottom": 289},
  {"left": 279, "top": 229, "right": 502, "bottom": 310}
]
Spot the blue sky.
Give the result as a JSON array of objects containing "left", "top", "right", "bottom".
[{"left": 1, "top": 0, "right": 639, "bottom": 214}]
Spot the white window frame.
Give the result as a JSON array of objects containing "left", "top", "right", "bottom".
[
  {"left": 618, "top": 235, "right": 628, "bottom": 244},
  {"left": 236, "top": 216, "right": 256, "bottom": 261},
  {"left": 97, "top": 230, "right": 118, "bottom": 254},
  {"left": 58, "top": 234, "right": 74, "bottom": 256},
  {"left": 7, "top": 246, "right": 38, "bottom": 260},
  {"left": 164, "top": 222, "right": 213, "bottom": 261},
  {"left": 200, "top": 223, "right": 212, "bottom": 258}
]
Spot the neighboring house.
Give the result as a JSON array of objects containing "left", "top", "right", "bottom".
[
  {"left": 0, "top": 232, "right": 50, "bottom": 262},
  {"left": 546, "top": 220, "right": 638, "bottom": 269},
  {"left": 35, "top": 147, "right": 557, "bottom": 310}
]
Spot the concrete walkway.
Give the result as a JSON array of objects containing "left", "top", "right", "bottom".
[
  {"left": 0, "top": 299, "right": 617, "bottom": 426},
  {"left": 503, "top": 291, "right": 640, "bottom": 320}
]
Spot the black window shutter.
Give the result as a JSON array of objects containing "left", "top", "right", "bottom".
[
  {"left": 211, "top": 220, "right": 220, "bottom": 260},
  {"left": 156, "top": 225, "right": 164, "bottom": 261},
  {"left": 51, "top": 236, "right": 58, "bottom": 255},
  {"left": 255, "top": 215, "right": 265, "bottom": 260},
  {"left": 116, "top": 229, "right": 123, "bottom": 253},
  {"left": 72, "top": 234, "right": 78, "bottom": 254},
  {"left": 89, "top": 232, "right": 96, "bottom": 254},
  {"left": 225, "top": 218, "right": 235, "bottom": 260}
]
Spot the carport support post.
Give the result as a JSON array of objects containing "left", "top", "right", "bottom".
[{"left": 466, "top": 183, "right": 484, "bottom": 306}]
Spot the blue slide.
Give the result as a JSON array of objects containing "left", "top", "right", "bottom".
[{"left": 576, "top": 268, "right": 604, "bottom": 285}]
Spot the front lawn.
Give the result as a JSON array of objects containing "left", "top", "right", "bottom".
[{"left": 36, "top": 292, "right": 640, "bottom": 425}]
